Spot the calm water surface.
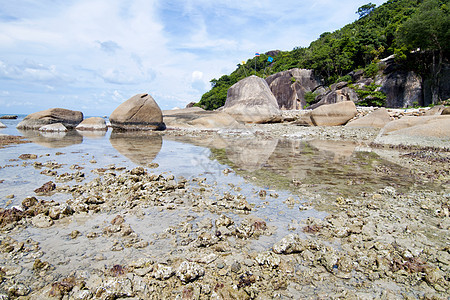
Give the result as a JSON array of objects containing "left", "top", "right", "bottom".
[{"left": 0, "top": 116, "right": 432, "bottom": 279}]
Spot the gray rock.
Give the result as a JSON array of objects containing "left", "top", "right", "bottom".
[
  {"left": 163, "top": 107, "right": 241, "bottom": 129},
  {"left": 266, "top": 68, "right": 322, "bottom": 109},
  {"left": 109, "top": 93, "right": 165, "bottom": 131},
  {"left": 255, "top": 251, "right": 280, "bottom": 268},
  {"left": 224, "top": 75, "right": 282, "bottom": 123},
  {"left": 153, "top": 264, "right": 174, "bottom": 280},
  {"left": 377, "top": 70, "right": 422, "bottom": 108},
  {"left": 17, "top": 108, "right": 83, "bottom": 130}
]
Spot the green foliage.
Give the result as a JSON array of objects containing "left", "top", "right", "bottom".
[
  {"left": 364, "top": 62, "right": 379, "bottom": 78},
  {"left": 290, "top": 77, "right": 296, "bottom": 83},
  {"left": 304, "top": 92, "right": 319, "bottom": 107},
  {"left": 335, "top": 75, "right": 352, "bottom": 83},
  {"left": 198, "top": 0, "right": 447, "bottom": 110},
  {"left": 349, "top": 83, "right": 386, "bottom": 107}
]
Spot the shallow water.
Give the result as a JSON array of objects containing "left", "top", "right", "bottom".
[{"left": 0, "top": 118, "right": 442, "bottom": 286}]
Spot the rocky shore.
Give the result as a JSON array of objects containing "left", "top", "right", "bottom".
[{"left": 0, "top": 123, "right": 449, "bottom": 299}]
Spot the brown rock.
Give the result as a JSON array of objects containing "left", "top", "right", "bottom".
[
  {"left": 346, "top": 108, "right": 391, "bottom": 128},
  {"left": 163, "top": 108, "right": 241, "bottom": 129},
  {"left": 442, "top": 106, "right": 450, "bottom": 115},
  {"left": 223, "top": 75, "right": 282, "bottom": 123},
  {"left": 76, "top": 117, "right": 107, "bottom": 131},
  {"left": 310, "top": 101, "right": 357, "bottom": 126},
  {"left": 109, "top": 93, "right": 165, "bottom": 131},
  {"left": 379, "top": 115, "right": 450, "bottom": 138},
  {"left": 34, "top": 181, "right": 56, "bottom": 194},
  {"left": 16, "top": 108, "right": 83, "bottom": 130}
]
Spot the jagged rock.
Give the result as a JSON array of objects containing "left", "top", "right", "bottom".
[
  {"left": 223, "top": 75, "right": 282, "bottom": 123},
  {"left": 255, "top": 251, "right": 280, "bottom": 268},
  {"left": 273, "top": 234, "right": 307, "bottom": 254},
  {"left": 76, "top": 117, "right": 107, "bottom": 131},
  {"left": 31, "top": 215, "right": 54, "bottom": 228},
  {"left": 346, "top": 107, "right": 391, "bottom": 128},
  {"left": 176, "top": 261, "right": 205, "bottom": 283},
  {"left": 109, "top": 93, "right": 165, "bottom": 131},
  {"left": 310, "top": 101, "right": 357, "bottom": 126},
  {"left": 39, "top": 123, "right": 68, "bottom": 132},
  {"left": 310, "top": 85, "right": 359, "bottom": 109},
  {"left": 17, "top": 108, "right": 83, "bottom": 130},
  {"left": 266, "top": 68, "right": 322, "bottom": 109}
]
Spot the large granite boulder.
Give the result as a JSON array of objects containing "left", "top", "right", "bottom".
[
  {"left": 346, "top": 108, "right": 391, "bottom": 128},
  {"left": 109, "top": 93, "right": 165, "bottom": 131},
  {"left": 266, "top": 68, "right": 322, "bottom": 109},
  {"left": 16, "top": 108, "right": 83, "bottom": 130},
  {"left": 309, "top": 101, "right": 357, "bottom": 126},
  {"left": 76, "top": 117, "right": 107, "bottom": 131},
  {"left": 375, "top": 115, "right": 450, "bottom": 147},
  {"left": 163, "top": 107, "right": 241, "bottom": 129},
  {"left": 223, "top": 75, "right": 282, "bottom": 123}
]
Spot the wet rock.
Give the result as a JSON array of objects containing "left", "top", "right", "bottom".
[
  {"left": 34, "top": 181, "right": 56, "bottom": 194},
  {"left": 18, "top": 154, "right": 38, "bottom": 160},
  {"left": 16, "top": 108, "right": 83, "bottom": 130},
  {"left": 176, "top": 261, "right": 205, "bottom": 283},
  {"left": 273, "top": 234, "right": 307, "bottom": 254},
  {"left": 255, "top": 251, "right": 281, "bottom": 268},
  {"left": 31, "top": 214, "right": 54, "bottom": 228}
]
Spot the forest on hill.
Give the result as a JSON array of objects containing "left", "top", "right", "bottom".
[{"left": 196, "top": 0, "right": 450, "bottom": 110}]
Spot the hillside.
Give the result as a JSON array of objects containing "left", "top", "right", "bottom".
[{"left": 196, "top": 0, "right": 449, "bottom": 110}]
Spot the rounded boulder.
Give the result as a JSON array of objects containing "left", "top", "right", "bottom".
[{"left": 109, "top": 93, "right": 165, "bottom": 131}]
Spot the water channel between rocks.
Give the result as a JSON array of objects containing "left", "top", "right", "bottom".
[{"left": 0, "top": 118, "right": 447, "bottom": 298}]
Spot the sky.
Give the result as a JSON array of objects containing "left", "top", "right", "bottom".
[{"left": 0, "top": 0, "right": 386, "bottom": 116}]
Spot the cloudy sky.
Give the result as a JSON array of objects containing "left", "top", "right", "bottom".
[{"left": 0, "top": 0, "right": 386, "bottom": 116}]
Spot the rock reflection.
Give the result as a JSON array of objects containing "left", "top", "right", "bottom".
[
  {"left": 76, "top": 130, "right": 107, "bottom": 139},
  {"left": 17, "top": 129, "right": 83, "bottom": 148},
  {"left": 110, "top": 130, "right": 162, "bottom": 165},
  {"left": 221, "top": 137, "right": 278, "bottom": 172}
]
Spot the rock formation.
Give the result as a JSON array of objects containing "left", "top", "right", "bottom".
[
  {"left": 109, "top": 93, "right": 165, "bottom": 131},
  {"left": 76, "top": 117, "right": 107, "bottom": 131},
  {"left": 16, "top": 108, "right": 83, "bottom": 130},
  {"left": 266, "top": 68, "right": 322, "bottom": 109},
  {"left": 346, "top": 107, "right": 391, "bottom": 128},
  {"left": 309, "top": 101, "right": 357, "bottom": 126},
  {"left": 223, "top": 75, "right": 282, "bottom": 123},
  {"left": 163, "top": 107, "right": 241, "bottom": 129}
]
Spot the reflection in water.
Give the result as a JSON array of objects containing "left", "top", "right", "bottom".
[
  {"left": 17, "top": 129, "right": 83, "bottom": 148},
  {"left": 110, "top": 130, "right": 162, "bottom": 165},
  {"left": 222, "top": 137, "right": 278, "bottom": 172},
  {"left": 76, "top": 129, "right": 107, "bottom": 139}
]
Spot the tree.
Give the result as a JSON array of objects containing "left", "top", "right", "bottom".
[
  {"left": 397, "top": 0, "right": 450, "bottom": 104},
  {"left": 357, "top": 3, "right": 376, "bottom": 18}
]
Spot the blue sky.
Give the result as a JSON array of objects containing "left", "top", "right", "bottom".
[{"left": 0, "top": 0, "right": 386, "bottom": 116}]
